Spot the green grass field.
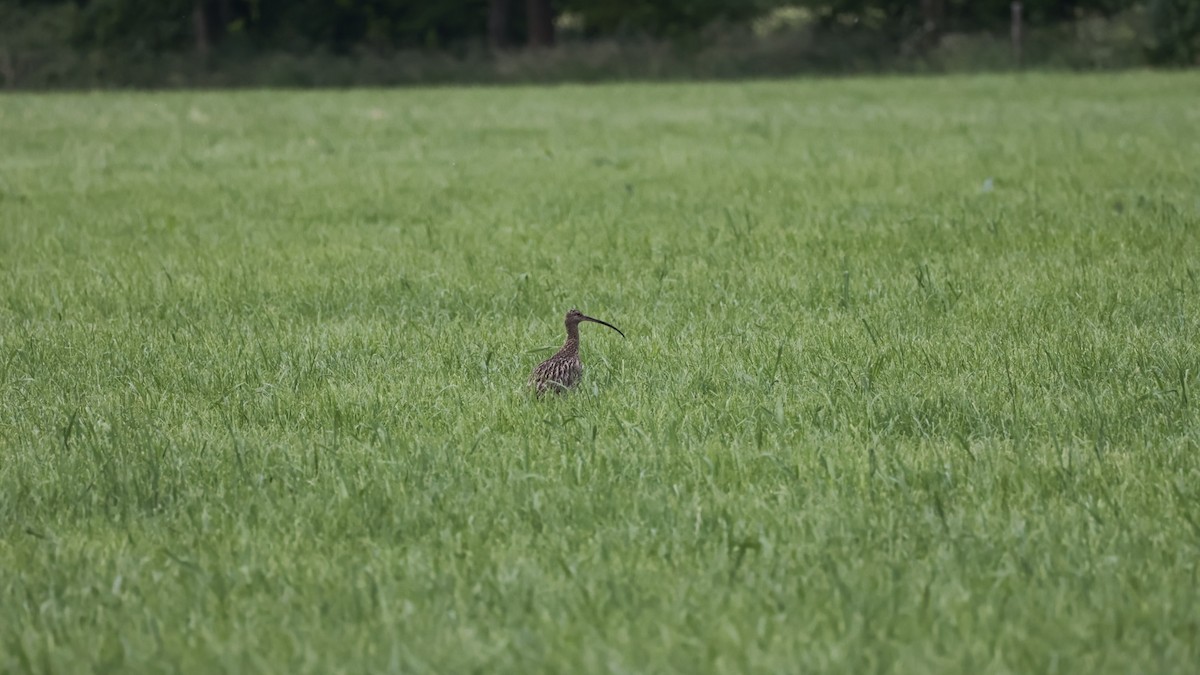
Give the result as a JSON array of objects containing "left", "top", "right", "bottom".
[{"left": 2, "top": 71, "right": 1199, "bottom": 674}]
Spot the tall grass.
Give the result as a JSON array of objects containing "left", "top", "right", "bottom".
[{"left": 1, "top": 72, "right": 1198, "bottom": 673}]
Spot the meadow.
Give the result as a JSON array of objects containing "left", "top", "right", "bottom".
[{"left": 1, "top": 72, "right": 1198, "bottom": 674}]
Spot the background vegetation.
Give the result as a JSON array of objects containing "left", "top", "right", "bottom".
[
  {"left": 1, "top": 0, "right": 1197, "bottom": 88},
  {"left": 2, "top": 71, "right": 1199, "bottom": 672}
]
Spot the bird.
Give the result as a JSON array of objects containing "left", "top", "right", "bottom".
[{"left": 529, "top": 308, "right": 625, "bottom": 396}]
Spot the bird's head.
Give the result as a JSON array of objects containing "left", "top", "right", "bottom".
[{"left": 565, "top": 308, "right": 625, "bottom": 338}]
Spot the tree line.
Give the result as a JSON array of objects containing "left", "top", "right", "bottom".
[
  {"left": 1, "top": 0, "right": 1196, "bottom": 88},
  {"left": 7, "top": 0, "right": 1189, "bottom": 55}
]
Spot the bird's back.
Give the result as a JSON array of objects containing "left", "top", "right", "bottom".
[{"left": 530, "top": 348, "right": 582, "bottom": 395}]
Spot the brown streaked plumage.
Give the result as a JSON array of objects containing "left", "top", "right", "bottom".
[{"left": 529, "top": 308, "right": 625, "bottom": 396}]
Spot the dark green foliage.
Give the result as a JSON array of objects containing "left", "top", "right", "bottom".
[
  {"left": 562, "top": 0, "right": 773, "bottom": 38},
  {"left": 791, "top": 0, "right": 1139, "bottom": 47},
  {"left": 1147, "top": 0, "right": 1200, "bottom": 64},
  {"left": 71, "top": 0, "right": 193, "bottom": 52},
  {"left": 238, "top": 0, "right": 492, "bottom": 52}
]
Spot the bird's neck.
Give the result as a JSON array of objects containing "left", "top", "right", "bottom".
[
  {"left": 558, "top": 337, "right": 579, "bottom": 357},
  {"left": 559, "top": 324, "right": 580, "bottom": 357}
]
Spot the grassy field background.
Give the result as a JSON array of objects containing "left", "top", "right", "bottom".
[{"left": 1, "top": 72, "right": 1198, "bottom": 673}]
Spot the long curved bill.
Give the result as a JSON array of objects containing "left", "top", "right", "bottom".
[{"left": 581, "top": 314, "right": 625, "bottom": 338}]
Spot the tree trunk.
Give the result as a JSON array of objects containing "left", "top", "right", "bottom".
[
  {"left": 0, "top": 48, "right": 16, "bottom": 89},
  {"left": 193, "top": 0, "right": 210, "bottom": 58},
  {"left": 525, "top": 0, "right": 554, "bottom": 48},
  {"left": 920, "top": 0, "right": 944, "bottom": 47},
  {"left": 1011, "top": 2, "right": 1024, "bottom": 68},
  {"left": 488, "top": 0, "right": 511, "bottom": 50}
]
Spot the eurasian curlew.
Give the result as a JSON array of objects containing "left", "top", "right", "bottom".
[{"left": 529, "top": 308, "right": 624, "bottom": 395}]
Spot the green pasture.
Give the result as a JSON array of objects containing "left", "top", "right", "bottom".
[{"left": 1, "top": 72, "right": 1198, "bottom": 673}]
